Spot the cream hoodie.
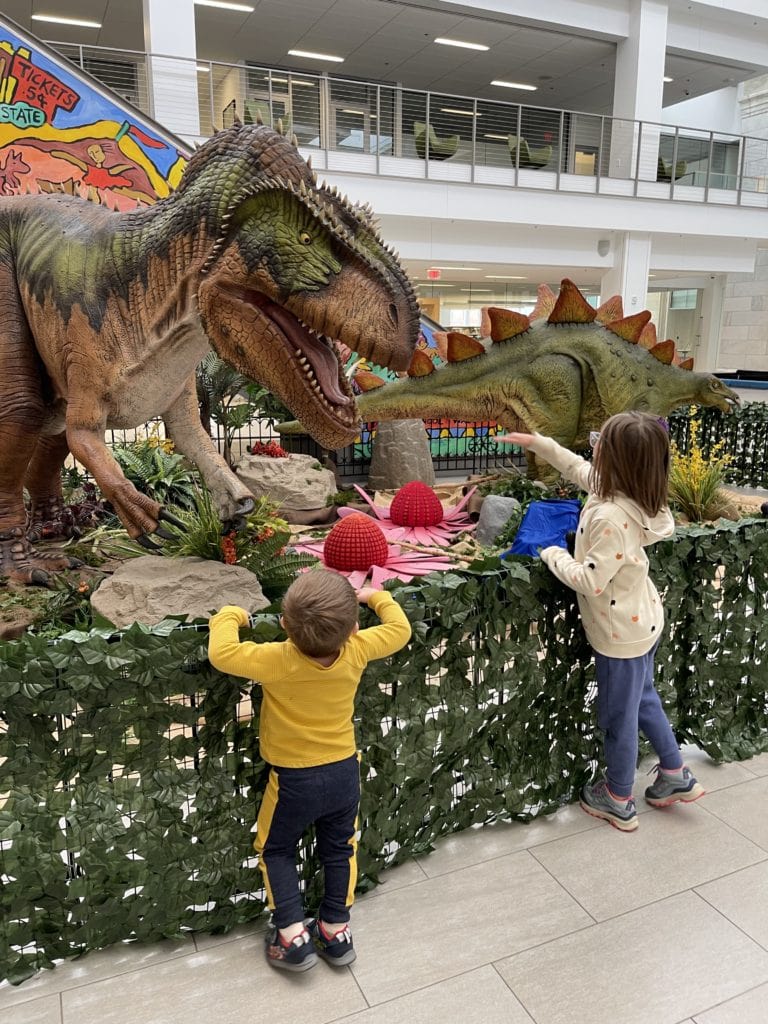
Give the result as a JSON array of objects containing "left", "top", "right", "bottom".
[{"left": 528, "top": 435, "right": 675, "bottom": 659}]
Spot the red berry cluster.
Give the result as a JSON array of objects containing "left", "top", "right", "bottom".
[
  {"left": 257, "top": 526, "right": 275, "bottom": 543},
  {"left": 220, "top": 531, "right": 238, "bottom": 565},
  {"left": 248, "top": 441, "right": 289, "bottom": 459}
]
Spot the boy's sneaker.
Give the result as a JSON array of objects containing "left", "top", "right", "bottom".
[
  {"left": 264, "top": 922, "right": 318, "bottom": 972},
  {"left": 309, "top": 919, "right": 357, "bottom": 966},
  {"left": 580, "top": 779, "right": 638, "bottom": 832},
  {"left": 645, "top": 764, "right": 705, "bottom": 807}
]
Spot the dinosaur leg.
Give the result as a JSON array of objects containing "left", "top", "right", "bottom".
[
  {"left": 25, "top": 431, "right": 79, "bottom": 542},
  {"left": 0, "top": 340, "right": 74, "bottom": 585},
  {"left": 163, "top": 379, "right": 256, "bottom": 527}
]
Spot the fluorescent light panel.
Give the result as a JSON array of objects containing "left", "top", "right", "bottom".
[
  {"left": 429, "top": 265, "right": 481, "bottom": 271},
  {"left": 663, "top": 76, "right": 674, "bottom": 82},
  {"left": 31, "top": 14, "right": 101, "bottom": 28},
  {"left": 434, "top": 37, "right": 489, "bottom": 51},
  {"left": 195, "top": 0, "right": 254, "bottom": 11},
  {"left": 440, "top": 107, "right": 480, "bottom": 116},
  {"left": 270, "top": 77, "right": 316, "bottom": 86},
  {"left": 491, "top": 79, "right": 537, "bottom": 91},
  {"left": 485, "top": 275, "right": 527, "bottom": 280},
  {"left": 484, "top": 133, "right": 510, "bottom": 140},
  {"left": 288, "top": 49, "right": 344, "bottom": 63}
]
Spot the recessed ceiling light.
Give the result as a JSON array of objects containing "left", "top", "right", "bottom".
[
  {"left": 31, "top": 14, "right": 101, "bottom": 28},
  {"left": 288, "top": 49, "right": 344, "bottom": 63},
  {"left": 440, "top": 107, "right": 480, "bottom": 117},
  {"left": 195, "top": 0, "right": 254, "bottom": 11},
  {"left": 417, "top": 282, "right": 455, "bottom": 288},
  {"left": 341, "top": 109, "right": 366, "bottom": 116},
  {"left": 429, "top": 265, "right": 482, "bottom": 271},
  {"left": 197, "top": 65, "right": 210, "bottom": 73},
  {"left": 485, "top": 275, "right": 527, "bottom": 280},
  {"left": 491, "top": 79, "right": 537, "bottom": 92},
  {"left": 460, "top": 289, "right": 493, "bottom": 293},
  {"left": 483, "top": 133, "right": 510, "bottom": 141},
  {"left": 270, "top": 77, "right": 316, "bottom": 87},
  {"left": 663, "top": 75, "right": 674, "bottom": 83},
  {"left": 434, "top": 37, "right": 489, "bottom": 51}
]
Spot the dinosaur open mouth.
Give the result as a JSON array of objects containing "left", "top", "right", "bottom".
[{"left": 242, "top": 290, "right": 357, "bottom": 425}]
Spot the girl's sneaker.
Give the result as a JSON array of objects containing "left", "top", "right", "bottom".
[
  {"left": 580, "top": 779, "right": 638, "bottom": 831},
  {"left": 645, "top": 765, "right": 705, "bottom": 807},
  {"left": 264, "top": 922, "right": 318, "bottom": 972},
  {"left": 309, "top": 919, "right": 357, "bottom": 966}
]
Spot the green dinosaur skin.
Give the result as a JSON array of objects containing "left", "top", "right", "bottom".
[
  {"left": 280, "top": 313, "right": 739, "bottom": 479},
  {"left": 0, "top": 123, "right": 419, "bottom": 583}
]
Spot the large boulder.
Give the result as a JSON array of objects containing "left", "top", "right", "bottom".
[
  {"left": 91, "top": 556, "right": 269, "bottom": 628},
  {"left": 474, "top": 495, "right": 521, "bottom": 546},
  {"left": 235, "top": 452, "right": 336, "bottom": 511},
  {"left": 367, "top": 420, "right": 435, "bottom": 491}
]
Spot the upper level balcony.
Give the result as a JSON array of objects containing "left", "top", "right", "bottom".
[{"left": 55, "top": 41, "right": 768, "bottom": 211}]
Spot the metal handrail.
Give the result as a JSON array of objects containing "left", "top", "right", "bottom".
[{"left": 47, "top": 38, "right": 768, "bottom": 208}]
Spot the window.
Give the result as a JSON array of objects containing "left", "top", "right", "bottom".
[{"left": 670, "top": 289, "right": 698, "bottom": 310}]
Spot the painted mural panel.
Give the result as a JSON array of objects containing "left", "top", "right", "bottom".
[{"left": 0, "top": 16, "right": 188, "bottom": 209}]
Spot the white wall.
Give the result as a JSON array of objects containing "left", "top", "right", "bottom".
[{"left": 662, "top": 88, "right": 741, "bottom": 134}]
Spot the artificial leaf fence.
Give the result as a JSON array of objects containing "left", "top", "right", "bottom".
[{"left": 1, "top": 518, "right": 767, "bottom": 985}]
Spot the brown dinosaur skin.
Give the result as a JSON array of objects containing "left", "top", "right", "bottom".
[{"left": 0, "top": 124, "right": 419, "bottom": 584}]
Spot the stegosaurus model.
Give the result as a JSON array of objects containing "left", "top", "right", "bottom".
[
  {"left": 0, "top": 122, "right": 419, "bottom": 584},
  {"left": 345, "top": 279, "right": 739, "bottom": 479}
]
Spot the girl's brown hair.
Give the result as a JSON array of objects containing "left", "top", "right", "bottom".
[
  {"left": 281, "top": 569, "right": 359, "bottom": 657},
  {"left": 589, "top": 411, "right": 670, "bottom": 516}
]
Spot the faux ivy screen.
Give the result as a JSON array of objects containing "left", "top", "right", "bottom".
[{"left": 1, "top": 518, "right": 767, "bottom": 985}]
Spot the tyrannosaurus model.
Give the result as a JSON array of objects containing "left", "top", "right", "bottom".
[
  {"left": 318, "top": 279, "right": 738, "bottom": 480},
  {"left": 0, "top": 122, "right": 420, "bottom": 584}
]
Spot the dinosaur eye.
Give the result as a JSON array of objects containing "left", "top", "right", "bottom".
[{"left": 299, "top": 231, "right": 312, "bottom": 246}]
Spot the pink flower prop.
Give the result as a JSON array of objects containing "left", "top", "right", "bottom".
[
  {"left": 293, "top": 512, "right": 455, "bottom": 587},
  {"left": 338, "top": 482, "right": 477, "bottom": 547}
]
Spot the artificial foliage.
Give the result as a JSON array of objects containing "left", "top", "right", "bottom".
[
  {"left": 1, "top": 519, "right": 768, "bottom": 985},
  {"left": 668, "top": 401, "right": 768, "bottom": 488}
]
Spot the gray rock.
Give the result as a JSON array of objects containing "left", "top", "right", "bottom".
[
  {"left": 236, "top": 452, "right": 336, "bottom": 510},
  {"left": 367, "top": 420, "right": 435, "bottom": 491},
  {"left": 91, "top": 555, "right": 269, "bottom": 628},
  {"left": 474, "top": 495, "right": 521, "bottom": 546}
]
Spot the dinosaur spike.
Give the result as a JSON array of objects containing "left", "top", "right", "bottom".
[
  {"left": 291, "top": 133, "right": 299, "bottom": 147},
  {"left": 232, "top": 112, "right": 243, "bottom": 127},
  {"left": 446, "top": 333, "right": 486, "bottom": 362},
  {"left": 480, "top": 306, "right": 492, "bottom": 339},
  {"left": 679, "top": 357, "right": 695, "bottom": 370},
  {"left": 548, "top": 279, "right": 597, "bottom": 324},
  {"left": 487, "top": 307, "right": 531, "bottom": 343},
  {"left": 276, "top": 118, "right": 285, "bottom": 135},
  {"left": 604, "top": 310, "right": 652, "bottom": 343},
  {"left": 595, "top": 294, "right": 624, "bottom": 323},
  {"left": 650, "top": 339, "right": 676, "bottom": 364},
  {"left": 305, "top": 155, "right": 312, "bottom": 170},
  {"left": 354, "top": 370, "right": 386, "bottom": 391},
  {"left": 407, "top": 350, "right": 436, "bottom": 377},
  {"left": 530, "top": 283, "right": 557, "bottom": 321},
  {"left": 255, "top": 109, "right": 264, "bottom": 125},
  {"left": 638, "top": 322, "right": 657, "bottom": 350}
]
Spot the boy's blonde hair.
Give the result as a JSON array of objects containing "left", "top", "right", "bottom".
[{"left": 281, "top": 569, "right": 359, "bottom": 657}]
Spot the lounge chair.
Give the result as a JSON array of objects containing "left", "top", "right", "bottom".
[
  {"left": 657, "top": 156, "right": 687, "bottom": 182},
  {"left": 413, "top": 121, "right": 459, "bottom": 161},
  {"left": 508, "top": 135, "right": 552, "bottom": 169}
]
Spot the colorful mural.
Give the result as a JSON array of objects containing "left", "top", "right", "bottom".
[{"left": 0, "top": 16, "right": 188, "bottom": 209}]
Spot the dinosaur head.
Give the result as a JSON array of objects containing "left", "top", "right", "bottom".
[
  {"left": 688, "top": 373, "right": 740, "bottom": 413},
  {"left": 193, "top": 124, "right": 420, "bottom": 448}
]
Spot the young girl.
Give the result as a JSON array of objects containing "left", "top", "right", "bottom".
[{"left": 496, "top": 412, "right": 704, "bottom": 831}]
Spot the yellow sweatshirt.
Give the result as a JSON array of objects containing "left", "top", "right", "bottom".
[{"left": 208, "top": 591, "right": 411, "bottom": 768}]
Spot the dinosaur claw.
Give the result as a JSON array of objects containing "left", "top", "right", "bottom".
[
  {"left": 236, "top": 497, "right": 255, "bottom": 517},
  {"left": 136, "top": 534, "right": 163, "bottom": 553},
  {"left": 30, "top": 568, "right": 51, "bottom": 587},
  {"left": 154, "top": 526, "right": 176, "bottom": 541},
  {"left": 158, "top": 509, "right": 186, "bottom": 530}
]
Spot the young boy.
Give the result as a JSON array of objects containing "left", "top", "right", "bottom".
[{"left": 208, "top": 569, "right": 411, "bottom": 972}]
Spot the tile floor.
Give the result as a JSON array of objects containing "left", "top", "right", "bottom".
[{"left": 2, "top": 746, "right": 768, "bottom": 1024}]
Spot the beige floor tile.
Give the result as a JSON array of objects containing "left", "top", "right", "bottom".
[
  {"left": 496, "top": 891, "right": 768, "bottom": 1024},
  {"left": 349, "top": 849, "right": 592, "bottom": 1005},
  {"left": 695, "top": 860, "right": 768, "bottom": 947},
  {"left": 366, "top": 857, "right": 430, "bottom": 895},
  {"left": 693, "top": 982, "right": 768, "bottom": 1023},
  {"left": 0, "top": 940, "right": 190, "bottom": 1010},
  {"left": 416, "top": 805, "right": 601, "bottom": 879},
  {"left": 738, "top": 752, "right": 768, "bottom": 778},
  {"left": 531, "top": 801, "right": 765, "bottom": 921},
  {"left": 61, "top": 933, "right": 366, "bottom": 1024},
  {"left": 699, "top": 777, "right": 768, "bottom": 850},
  {"left": 192, "top": 922, "right": 258, "bottom": 953},
  {"left": 336, "top": 965, "right": 533, "bottom": 1024},
  {"left": 0, "top": 994, "right": 61, "bottom": 1024}
]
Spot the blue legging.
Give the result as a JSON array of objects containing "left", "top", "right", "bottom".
[{"left": 594, "top": 644, "right": 683, "bottom": 799}]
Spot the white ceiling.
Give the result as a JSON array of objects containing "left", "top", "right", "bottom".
[{"left": 1, "top": 0, "right": 763, "bottom": 114}]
